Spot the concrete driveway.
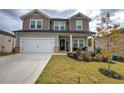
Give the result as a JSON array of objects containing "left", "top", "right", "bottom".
[{"left": 0, "top": 53, "right": 52, "bottom": 84}]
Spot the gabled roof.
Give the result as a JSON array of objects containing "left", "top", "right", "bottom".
[
  {"left": 20, "top": 9, "right": 92, "bottom": 21},
  {"left": 69, "top": 12, "right": 91, "bottom": 21},
  {"left": 0, "top": 30, "right": 15, "bottom": 37},
  {"left": 20, "top": 9, "right": 50, "bottom": 20}
]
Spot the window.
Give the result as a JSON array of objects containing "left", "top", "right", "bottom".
[
  {"left": 30, "top": 21, "right": 35, "bottom": 29},
  {"left": 73, "top": 40, "right": 78, "bottom": 51},
  {"left": 73, "top": 39, "right": 84, "bottom": 51},
  {"left": 30, "top": 19, "right": 43, "bottom": 29},
  {"left": 76, "top": 20, "right": 82, "bottom": 30},
  {"left": 37, "top": 21, "right": 42, "bottom": 28},
  {"left": 60, "top": 22, "right": 65, "bottom": 30},
  {"left": 54, "top": 21, "right": 66, "bottom": 30},
  {"left": 79, "top": 40, "right": 83, "bottom": 48},
  {"left": 73, "top": 40, "right": 78, "bottom": 48},
  {"left": 54, "top": 22, "right": 59, "bottom": 30}
]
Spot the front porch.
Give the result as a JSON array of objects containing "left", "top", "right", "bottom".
[{"left": 54, "top": 34, "right": 89, "bottom": 53}]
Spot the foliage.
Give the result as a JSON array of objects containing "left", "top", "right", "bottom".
[
  {"left": 96, "top": 23, "right": 124, "bottom": 57},
  {"left": 93, "top": 53, "right": 108, "bottom": 62},
  {"left": 76, "top": 48, "right": 81, "bottom": 55},
  {"left": 0, "top": 52, "right": 14, "bottom": 56},
  {"left": 67, "top": 52, "right": 77, "bottom": 59},
  {"left": 96, "top": 47, "right": 102, "bottom": 54}
]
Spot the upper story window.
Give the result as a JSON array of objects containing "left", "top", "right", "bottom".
[
  {"left": 54, "top": 21, "right": 66, "bottom": 30},
  {"left": 30, "top": 19, "right": 43, "bottom": 30},
  {"left": 76, "top": 20, "right": 83, "bottom": 30}
]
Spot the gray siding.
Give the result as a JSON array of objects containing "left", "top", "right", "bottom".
[{"left": 0, "top": 34, "right": 15, "bottom": 52}]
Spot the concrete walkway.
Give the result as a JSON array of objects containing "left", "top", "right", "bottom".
[{"left": 0, "top": 53, "right": 52, "bottom": 84}]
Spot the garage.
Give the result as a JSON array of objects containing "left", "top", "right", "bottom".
[{"left": 20, "top": 38, "right": 55, "bottom": 53}]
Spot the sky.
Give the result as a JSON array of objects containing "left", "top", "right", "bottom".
[{"left": 0, "top": 9, "right": 124, "bottom": 33}]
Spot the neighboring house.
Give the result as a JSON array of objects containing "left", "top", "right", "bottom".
[
  {"left": 0, "top": 30, "right": 15, "bottom": 52},
  {"left": 14, "top": 9, "right": 95, "bottom": 53}
]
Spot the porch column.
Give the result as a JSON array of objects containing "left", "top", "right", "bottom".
[
  {"left": 70, "top": 34, "right": 73, "bottom": 52},
  {"left": 85, "top": 37, "right": 89, "bottom": 52},
  {"left": 54, "top": 35, "right": 59, "bottom": 53},
  {"left": 86, "top": 37, "right": 88, "bottom": 47},
  {"left": 56, "top": 35, "right": 59, "bottom": 47}
]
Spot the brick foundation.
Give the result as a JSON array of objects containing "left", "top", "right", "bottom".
[
  {"left": 15, "top": 47, "right": 20, "bottom": 53},
  {"left": 54, "top": 47, "right": 59, "bottom": 53}
]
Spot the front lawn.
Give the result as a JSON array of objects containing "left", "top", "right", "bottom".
[{"left": 36, "top": 55, "right": 124, "bottom": 84}]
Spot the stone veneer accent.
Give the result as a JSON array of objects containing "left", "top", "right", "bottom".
[
  {"left": 15, "top": 47, "right": 20, "bottom": 53},
  {"left": 54, "top": 47, "right": 59, "bottom": 53}
]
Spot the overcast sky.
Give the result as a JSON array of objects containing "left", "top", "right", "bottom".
[{"left": 0, "top": 9, "right": 124, "bottom": 33}]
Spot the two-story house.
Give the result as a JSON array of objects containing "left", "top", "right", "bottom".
[{"left": 14, "top": 9, "right": 95, "bottom": 53}]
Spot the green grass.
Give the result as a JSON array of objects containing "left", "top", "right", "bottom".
[
  {"left": 36, "top": 55, "right": 124, "bottom": 84},
  {"left": 0, "top": 52, "right": 15, "bottom": 56}
]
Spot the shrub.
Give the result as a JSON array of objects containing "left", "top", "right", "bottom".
[
  {"left": 96, "top": 47, "right": 102, "bottom": 54},
  {"left": 76, "top": 48, "right": 81, "bottom": 55},
  {"left": 93, "top": 54, "right": 108, "bottom": 62},
  {"left": 82, "top": 53, "right": 92, "bottom": 62},
  {"left": 116, "top": 56, "right": 124, "bottom": 62},
  {"left": 101, "top": 49, "right": 111, "bottom": 58},
  {"left": 67, "top": 52, "right": 77, "bottom": 59},
  {"left": 82, "top": 47, "right": 88, "bottom": 51},
  {"left": 77, "top": 52, "right": 92, "bottom": 62},
  {"left": 90, "top": 52, "right": 96, "bottom": 57}
]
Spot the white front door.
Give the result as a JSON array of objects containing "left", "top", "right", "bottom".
[{"left": 20, "top": 38, "right": 55, "bottom": 53}]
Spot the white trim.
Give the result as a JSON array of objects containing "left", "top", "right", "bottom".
[
  {"left": 29, "top": 19, "right": 43, "bottom": 30},
  {"left": 54, "top": 21, "right": 66, "bottom": 30},
  {"left": 56, "top": 35, "right": 59, "bottom": 47},
  {"left": 70, "top": 35, "right": 72, "bottom": 52},
  {"left": 69, "top": 12, "right": 91, "bottom": 21},
  {"left": 76, "top": 20, "right": 83, "bottom": 30}
]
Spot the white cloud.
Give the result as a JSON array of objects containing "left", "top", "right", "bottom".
[
  {"left": 0, "top": 9, "right": 124, "bottom": 33},
  {"left": 0, "top": 11, "right": 22, "bottom": 32}
]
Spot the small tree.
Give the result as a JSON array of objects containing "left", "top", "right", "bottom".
[
  {"left": 97, "top": 12, "right": 124, "bottom": 71},
  {"left": 101, "top": 12, "right": 111, "bottom": 70}
]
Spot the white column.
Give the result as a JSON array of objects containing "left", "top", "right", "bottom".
[
  {"left": 56, "top": 35, "right": 59, "bottom": 47},
  {"left": 86, "top": 37, "right": 88, "bottom": 47},
  {"left": 91, "top": 36, "right": 94, "bottom": 51},
  {"left": 70, "top": 34, "right": 72, "bottom": 52}
]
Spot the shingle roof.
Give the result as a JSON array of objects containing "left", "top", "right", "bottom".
[
  {"left": 51, "top": 18, "right": 68, "bottom": 21},
  {"left": 0, "top": 30, "right": 15, "bottom": 37},
  {"left": 20, "top": 9, "right": 91, "bottom": 21}
]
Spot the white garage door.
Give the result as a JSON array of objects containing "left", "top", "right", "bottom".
[{"left": 20, "top": 38, "right": 55, "bottom": 53}]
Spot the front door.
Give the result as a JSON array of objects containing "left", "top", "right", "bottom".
[
  {"left": 60, "top": 39, "right": 65, "bottom": 50},
  {"left": 66, "top": 41, "right": 69, "bottom": 51}
]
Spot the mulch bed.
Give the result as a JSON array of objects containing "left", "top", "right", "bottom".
[{"left": 99, "top": 68, "right": 124, "bottom": 80}]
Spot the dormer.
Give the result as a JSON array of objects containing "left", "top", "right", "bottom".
[
  {"left": 20, "top": 9, "right": 50, "bottom": 30},
  {"left": 69, "top": 12, "right": 91, "bottom": 31}
]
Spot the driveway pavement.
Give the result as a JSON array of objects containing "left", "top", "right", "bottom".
[{"left": 0, "top": 53, "right": 52, "bottom": 84}]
